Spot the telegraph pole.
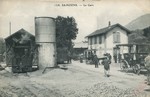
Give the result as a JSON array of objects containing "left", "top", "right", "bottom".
[{"left": 9, "top": 22, "right": 11, "bottom": 35}]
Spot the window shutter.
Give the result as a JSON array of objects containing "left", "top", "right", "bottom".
[
  {"left": 113, "top": 32, "right": 116, "bottom": 43},
  {"left": 99, "top": 36, "right": 102, "bottom": 44},
  {"left": 91, "top": 37, "right": 93, "bottom": 45},
  {"left": 117, "top": 32, "right": 120, "bottom": 43},
  {"left": 90, "top": 37, "right": 92, "bottom": 45},
  {"left": 95, "top": 36, "right": 97, "bottom": 44},
  {"left": 88, "top": 38, "right": 90, "bottom": 45},
  {"left": 113, "top": 32, "right": 120, "bottom": 43}
]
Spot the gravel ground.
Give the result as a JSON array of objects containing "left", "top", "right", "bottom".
[{"left": 0, "top": 61, "right": 150, "bottom": 97}]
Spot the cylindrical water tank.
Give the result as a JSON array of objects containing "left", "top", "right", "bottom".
[
  {"left": 35, "top": 17, "right": 56, "bottom": 69},
  {"left": 35, "top": 17, "right": 56, "bottom": 43}
]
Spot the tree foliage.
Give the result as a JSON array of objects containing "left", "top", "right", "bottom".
[
  {"left": 0, "top": 37, "right": 5, "bottom": 54},
  {"left": 55, "top": 16, "right": 78, "bottom": 51},
  {"left": 128, "top": 29, "right": 150, "bottom": 53},
  {"left": 128, "top": 29, "right": 148, "bottom": 43}
]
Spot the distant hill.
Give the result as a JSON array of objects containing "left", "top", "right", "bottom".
[{"left": 125, "top": 14, "right": 150, "bottom": 31}]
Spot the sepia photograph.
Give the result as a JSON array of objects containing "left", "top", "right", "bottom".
[{"left": 0, "top": 0, "right": 150, "bottom": 96}]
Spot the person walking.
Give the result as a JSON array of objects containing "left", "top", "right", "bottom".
[{"left": 102, "top": 56, "right": 111, "bottom": 77}]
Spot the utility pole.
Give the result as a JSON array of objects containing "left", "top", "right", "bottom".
[{"left": 9, "top": 22, "right": 11, "bottom": 35}]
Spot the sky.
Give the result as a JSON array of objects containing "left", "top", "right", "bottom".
[{"left": 0, "top": 0, "right": 150, "bottom": 42}]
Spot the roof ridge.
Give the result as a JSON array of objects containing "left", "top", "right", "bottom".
[
  {"left": 5, "top": 28, "right": 34, "bottom": 40},
  {"left": 86, "top": 23, "right": 131, "bottom": 37},
  {"left": 98, "top": 23, "right": 118, "bottom": 29}
]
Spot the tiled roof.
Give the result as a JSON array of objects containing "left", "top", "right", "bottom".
[
  {"left": 86, "top": 23, "right": 131, "bottom": 37},
  {"left": 5, "top": 28, "right": 34, "bottom": 40}
]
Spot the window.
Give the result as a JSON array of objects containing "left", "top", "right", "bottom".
[
  {"left": 88, "top": 38, "right": 90, "bottom": 45},
  {"left": 113, "top": 32, "right": 120, "bottom": 43},
  {"left": 90, "top": 37, "right": 92, "bottom": 45},
  {"left": 99, "top": 35, "right": 102, "bottom": 44},
  {"left": 94, "top": 36, "right": 97, "bottom": 44},
  {"left": 116, "top": 32, "right": 120, "bottom": 43},
  {"left": 92, "top": 37, "right": 94, "bottom": 44}
]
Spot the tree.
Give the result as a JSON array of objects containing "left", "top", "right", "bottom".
[
  {"left": 0, "top": 37, "right": 5, "bottom": 54},
  {"left": 128, "top": 29, "right": 150, "bottom": 53},
  {"left": 128, "top": 29, "right": 148, "bottom": 43},
  {"left": 55, "top": 16, "right": 78, "bottom": 51}
]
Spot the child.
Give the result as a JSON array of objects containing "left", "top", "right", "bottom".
[{"left": 102, "top": 56, "right": 111, "bottom": 77}]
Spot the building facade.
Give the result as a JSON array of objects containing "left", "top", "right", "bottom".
[
  {"left": 73, "top": 41, "right": 88, "bottom": 60},
  {"left": 86, "top": 23, "right": 131, "bottom": 59}
]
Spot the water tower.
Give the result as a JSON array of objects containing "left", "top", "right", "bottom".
[{"left": 35, "top": 17, "right": 56, "bottom": 70}]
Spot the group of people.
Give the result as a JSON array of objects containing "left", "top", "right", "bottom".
[
  {"left": 93, "top": 52, "right": 150, "bottom": 79},
  {"left": 83, "top": 52, "right": 150, "bottom": 81},
  {"left": 92, "top": 53, "right": 111, "bottom": 77}
]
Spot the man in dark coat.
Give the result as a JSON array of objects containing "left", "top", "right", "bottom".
[
  {"left": 93, "top": 54, "right": 99, "bottom": 68},
  {"left": 102, "top": 56, "right": 111, "bottom": 77}
]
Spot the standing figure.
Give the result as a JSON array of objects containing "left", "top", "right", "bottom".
[
  {"left": 93, "top": 54, "right": 99, "bottom": 68},
  {"left": 80, "top": 54, "right": 84, "bottom": 63},
  {"left": 90, "top": 53, "right": 94, "bottom": 64},
  {"left": 118, "top": 53, "right": 122, "bottom": 63},
  {"left": 145, "top": 53, "right": 150, "bottom": 85},
  {"left": 68, "top": 51, "right": 72, "bottom": 63},
  {"left": 113, "top": 54, "right": 117, "bottom": 63},
  {"left": 102, "top": 56, "right": 111, "bottom": 77}
]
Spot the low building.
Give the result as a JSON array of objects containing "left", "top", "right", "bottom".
[
  {"left": 5, "top": 28, "right": 36, "bottom": 72},
  {"left": 73, "top": 41, "right": 88, "bottom": 59},
  {"left": 86, "top": 23, "right": 131, "bottom": 60}
]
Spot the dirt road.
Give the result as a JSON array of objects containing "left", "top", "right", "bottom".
[{"left": 0, "top": 61, "right": 150, "bottom": 97}]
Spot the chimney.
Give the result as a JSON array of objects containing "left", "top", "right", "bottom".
[{"left": 108, "top": 21, "right": 111, "bottom": 27}]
